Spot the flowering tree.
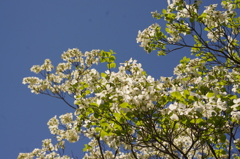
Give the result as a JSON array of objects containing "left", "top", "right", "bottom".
[{"left": 18, "top": 0, "right": 240, "bottom": 158}]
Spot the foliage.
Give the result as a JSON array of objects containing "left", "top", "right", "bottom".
[
  {"left": 19, "top": 0, "right": 240, "bottom": 158},
  {"left": 137, "top": 0, "right": 240, "bottom": 68}
]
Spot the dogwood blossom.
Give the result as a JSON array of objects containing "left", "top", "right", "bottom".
[{"left": 19, "top": 0, "right": 240, "bottom": 158}]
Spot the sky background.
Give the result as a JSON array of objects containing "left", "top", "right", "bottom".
[{"left": 0, "top": 0, "right": 224, "bottom": 158}]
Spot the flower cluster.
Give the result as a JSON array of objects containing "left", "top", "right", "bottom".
[
  {"left": 19, "top": 0, "right": 240, "bottom": 158},
  {"left": 47, "top": 114, "right": 80, "bottom": 143},
  {"left": 137, "top": 0, "right": 239, "bottom": 66},
  {"left": 136, "top": 23, "right": 160, "bottom": 51},
  {"left": 19, "top": 48, "right": 240, "bottom": 158},
  {"left": 22, "top": 48, "right": 101, "bottom": 95},
  {"left": 18, "top": 139, "right": 69, "bottom": 159}
]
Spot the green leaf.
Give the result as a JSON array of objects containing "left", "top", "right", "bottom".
[
  {"left": 180, "top": 56, "right": 191, "bottom": 64},
  {"left": 101, "top": 72, "right": 107, "bottom": 78},
  {"left": 206, "top": 92, "right": 215, "bottom": 98},
  {"left": 141, "top": 71, "right": 147, "bottom": 76},
  {"left": 109, "top": 56, "right": 116, "bottom": 62},
  {"left": 105, "top": 58, "right": 109, "bottom": 63},
  {"left": 95, "top": 127, "right": 101, "bottom": 132},
  {"left": 136, "top": 120, "right": 143, "bottom": 126},
  {"left": 85, "top": 90, "right": 91, "bottom": 95},
  {"left": 190, "top": 17, "right": 194, "bottom": 23},
  {"left": 83, "top": 144, "right": 92, "bottom": 152},
  {"left": 109, "top": 63, "right": 116, "bottom": 69},
  {"left": 100, "top": 121, "right": 110, "bottom": 130},
  {"left": 196, "top": 118, "right": 204, "bottom": 124},
  {"left": 157, "top": 50, "right": 166, "bottom": 56},
  {"left": 165, "top": 27, "right": 170, "bottom": 33},
  {"left": 113, "top": 113, "right": 121, "bottom": 121},
  {"left": 100, "top": 57, "right": 105, "bottom": 63},
  {"left": 230, "top": 95, "right": 237, "bottom": 100},
  {"left": 100, "top": 130, "right": 109, "bottom": 137},
  {"left": 109, "top": 49, "right": 116, "bottom": 54},
  {"left": 89, "top": 102, "right": 98, "bottom": 107},
  {"left": 94, "top": 112, "right": 100, "bottom": 118},
  {"left": 219, "top": 134, "right": 226, "bottom": 143},
  {"left": 125, "top": 112, "right": 133, "bottom": 119},
  {"left": 119, "top": 102, "right": 129, "bottom": 108},
  {"left": 162, "top": 9, "right": 167, "bottom": 14},
  {"left": 183, "top": 90, "right": 190, "bottom": 98},
  {"left": 171, "top": 91, "right": 182, "bottom": 99}
]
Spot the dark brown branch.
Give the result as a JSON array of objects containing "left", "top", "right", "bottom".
[
  {"left": 96, "top": 136, "right": 105, "bottom": 159},
  {"left": 130, "top": 146, "right": 138, "bottom": 159},
  {"left": 207, "top": 143, "right": 219, "bottom": 159}
]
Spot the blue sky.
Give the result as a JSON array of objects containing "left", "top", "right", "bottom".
[{"left": 1, "top": 0, "right": 223, "bottom": 158}]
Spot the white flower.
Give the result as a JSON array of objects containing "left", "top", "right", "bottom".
[
  {"left": 233, "top": 98, "right": 240, "bottom": 104},
  {"left": 17, "top": 153, "right": 33, "bottom": 159},
  {"left": 216, "top": 98, "right": 227, "bottom": 111},
  {"left": 136, "top": 23, "right": 159, "bottom": 50},
  {"left": 59, "top": 113, "right": 73, "bottom": 125},
  {"left": 221, "top": 1, "right": 233, "bottom": 11},
  {"left": 170, "top": 114, "right": 179, "bottom": 120},
  {"left": 234, "top": 138, "right": 240, "bottom": 146},
  {"left": 47, "top": 116, "right": 59, "bottom": 127},
  {"left": 30, "top": 65, "right": 42, "bottom": 74},
  {"left": 207, "top": 32, "right": 217, "bottom": 42},
  {"left": 231, "top": 111, "right": 240, "bottom": 121},
  {"left": 42, "top": 139, "right": 54, "bottom": 151},
  {"left": 65, "top": 129, "right": 79, "bottom": 143},
  {"left": 169, "top": 103, "right": 177, "bottom": 111},
  {"left": 41, "top": 59, "right": 54, "bottom": 72}
]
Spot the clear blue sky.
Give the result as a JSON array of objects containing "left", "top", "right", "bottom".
[{"left": 0, "top": 0, "right": 223, "bottom": 158}]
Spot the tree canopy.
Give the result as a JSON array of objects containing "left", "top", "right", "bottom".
[{"left": 19, "top": 0, "right": 240, "bottom": 158}]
